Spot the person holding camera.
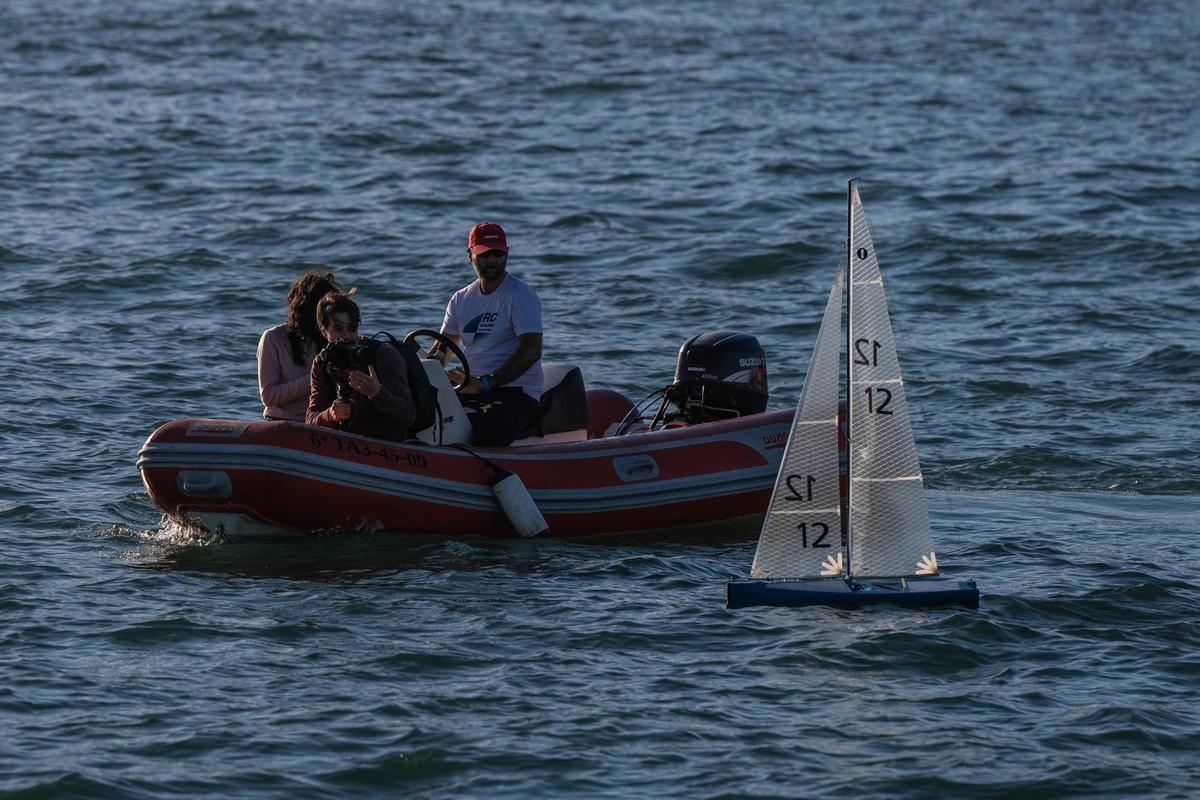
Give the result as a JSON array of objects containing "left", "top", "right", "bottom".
[{"left": 306, "top": 293, "right": 416, "bottom": 441}]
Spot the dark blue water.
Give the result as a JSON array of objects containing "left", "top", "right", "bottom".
[{"left": 3, "top": 1, "right": 1199, "bottom": 797}]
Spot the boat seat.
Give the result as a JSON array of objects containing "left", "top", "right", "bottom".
[{"left": 515, "top": 363, "right": 588, "bottom": 440}]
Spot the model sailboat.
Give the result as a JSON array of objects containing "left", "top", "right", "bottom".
[{"left": 727, "top": 180, "right": 979, "bottom": 608}]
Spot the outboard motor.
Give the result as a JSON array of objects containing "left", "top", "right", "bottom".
[{"left": 655, "top": 331, "right": 769, "bottom": 426}]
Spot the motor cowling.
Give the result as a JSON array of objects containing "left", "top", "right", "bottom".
[{"left": 669, "top": 331, "right": 768, "bottom": 422}]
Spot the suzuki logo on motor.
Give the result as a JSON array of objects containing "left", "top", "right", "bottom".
[
  {"left": 762, "top": 432, "right": 787, "bottom": 450},
  {"left": 739, "top": 357, "right": 765, "bottom": 367}
]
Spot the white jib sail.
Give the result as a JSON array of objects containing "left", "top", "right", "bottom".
[
  {"left": 847, "top": 182, "right": 936, "bottom": 578},
  {"left": 750, "top": 265, "right": 844, "bottom": 580}
]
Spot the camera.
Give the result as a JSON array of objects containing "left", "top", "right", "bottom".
[
  {"left": 317, "top": 339, "right": 375, "bottom": 412},
  {"left": 317, "top": 339, "right": 374, "bottom": 371}
]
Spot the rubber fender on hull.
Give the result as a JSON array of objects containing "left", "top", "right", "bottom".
[{"left": 491, "top": 467, "right": 549, "bottom": 537}]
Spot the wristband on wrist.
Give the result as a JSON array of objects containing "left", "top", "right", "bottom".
[{"left": 480, "top": 374, "right": 491, "bottom": 393}]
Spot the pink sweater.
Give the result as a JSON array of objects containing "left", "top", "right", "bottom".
[{"left": 257, "top": 325, "right": 317, "bottom": 421}]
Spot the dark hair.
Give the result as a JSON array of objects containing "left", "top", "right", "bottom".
[
  {"left": 316, "top": 292, "right": 362, "bottom": 333},
  {"left": 284, "top": 268, "right": 342, "bottom": 365}
]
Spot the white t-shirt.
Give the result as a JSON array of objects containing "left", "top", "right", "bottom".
[{"left": 440, "top": 273, "right": 544, "bottom": 400}]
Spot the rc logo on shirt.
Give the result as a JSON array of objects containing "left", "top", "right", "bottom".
[{"left": 463, "top": 312, "right": 498, "bottom": 338}]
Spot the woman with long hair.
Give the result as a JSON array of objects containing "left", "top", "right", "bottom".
[{"left": 257, "top": 267, "right": 343, "bottom": 420}]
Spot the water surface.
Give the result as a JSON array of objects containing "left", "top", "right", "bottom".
[{"left": 2, "top": 1, "right": 1199, "bottom": 797}]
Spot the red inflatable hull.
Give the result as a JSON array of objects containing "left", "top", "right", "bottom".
[{"left": 137, "top": 410, "right": 807, "bottom": 539}]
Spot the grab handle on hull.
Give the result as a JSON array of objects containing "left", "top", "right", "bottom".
[
  {"left": 177, "top": 471, "right": 233, "bottom": 498},
  {"left": 613, "top": 455, "right": 659, "bottom": 482}
]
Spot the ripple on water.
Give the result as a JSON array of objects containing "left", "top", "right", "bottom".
[{"left": 3, "top": 1, "right": 1200, "bottom": 798}]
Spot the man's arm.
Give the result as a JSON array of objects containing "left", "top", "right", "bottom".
[
  {"left": 489, "top": 283, "right": 544, "bottom": 388},
  {"left": 456, "top": 333, "right": 542, "bottom": 396},
  {"left": 490, "top": 332, "right": 542, "bottom": 387}
]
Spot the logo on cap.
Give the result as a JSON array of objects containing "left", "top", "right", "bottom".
[{"left": 468, "top": 222, "right": 508, "bottom": 255}]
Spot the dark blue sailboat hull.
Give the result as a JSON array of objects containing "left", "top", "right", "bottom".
[{"left": 727, "top": 576, "right": 980, "bottom": 609}]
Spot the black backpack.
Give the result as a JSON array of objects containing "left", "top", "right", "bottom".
[{"left": 368, "top": 333, "right": 439, "bottom": 435}]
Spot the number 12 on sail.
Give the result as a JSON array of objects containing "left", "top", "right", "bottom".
[{"left": 727, "top": 180, "right": 979, "bottom": 609}]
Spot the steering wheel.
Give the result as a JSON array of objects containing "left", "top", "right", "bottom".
[{"left": 403, "top": 329, "right": 471, "bottom": 390}]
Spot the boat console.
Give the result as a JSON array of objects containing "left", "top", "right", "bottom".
[{"left": 414, "top": 360, "right": 589, "bottom": 447}]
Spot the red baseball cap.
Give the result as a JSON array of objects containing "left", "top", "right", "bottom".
[{"left": 468, "top": 222, "right": 508, "bottom": 255}]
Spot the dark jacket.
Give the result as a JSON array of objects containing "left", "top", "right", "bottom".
[{"left": 306, "top": 337, "right": 416, "bottom": 441}]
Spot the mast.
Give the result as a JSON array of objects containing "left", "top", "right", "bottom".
[{"left": 844, "top": 178, "right": 855, "bottom": 575}]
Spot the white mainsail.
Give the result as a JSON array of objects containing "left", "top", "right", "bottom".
[
  {"left": 847, "top": 182, "right": 936, "bottom": 577},
  {"left": 749, "top": 266, "right": 845, "bottom": 579}
]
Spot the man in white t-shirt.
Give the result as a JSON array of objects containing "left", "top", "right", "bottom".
[{"left": 432, "top": 222, "right": 544, "bottom": 446}]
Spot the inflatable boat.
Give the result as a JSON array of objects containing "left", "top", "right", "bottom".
[{"left": 138, "top": 331, "right": 837, "bottom": 540}]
